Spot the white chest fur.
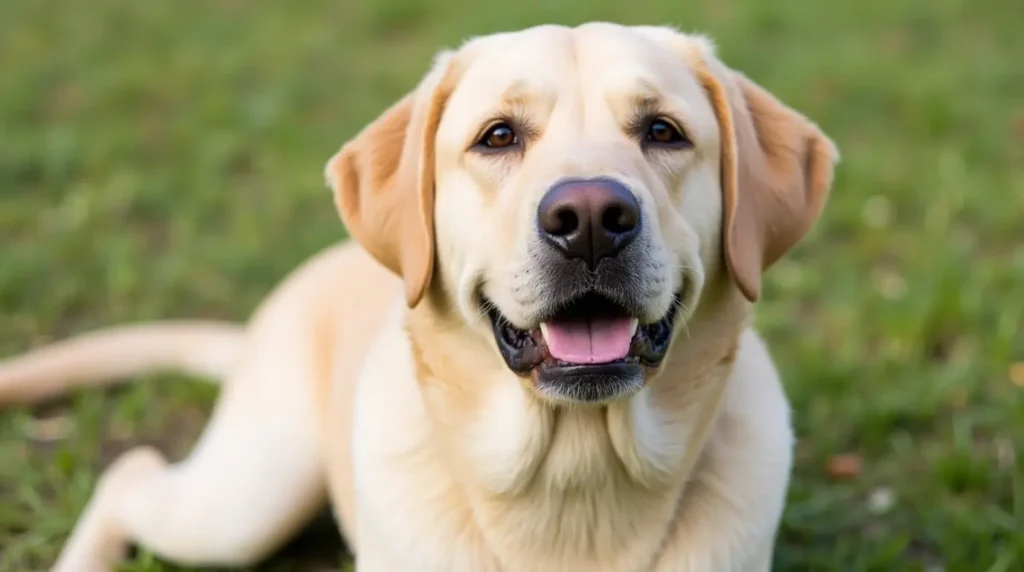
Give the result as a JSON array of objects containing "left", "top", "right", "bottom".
[{"left": 348, "top": 304, "right": 755, "bottom": 572}]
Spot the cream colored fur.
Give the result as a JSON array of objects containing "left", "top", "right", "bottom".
[{"left": 0, "top": 23, "right": 837, "bottom": 572}]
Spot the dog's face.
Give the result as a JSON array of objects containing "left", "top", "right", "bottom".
[
  {"left": 328, "top": 23, "right": 838, "bottom": 405},
  {"left": 430, "top": 25, "right": 723, "bottom": 402}
]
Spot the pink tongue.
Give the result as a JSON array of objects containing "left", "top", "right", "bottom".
[{"left": 543, "top": 317, "right": 635, "bottom": 364}]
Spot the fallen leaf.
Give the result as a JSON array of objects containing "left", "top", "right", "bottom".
[
  {"left": 1010, "top": 362, "right": 1024, "bottom": 387},
  {"left": 827, "top": 453, "right": 863, "bottom": 480}
]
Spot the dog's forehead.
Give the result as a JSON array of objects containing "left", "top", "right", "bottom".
[
  {"left": 449, "top": 26, "right": 576, "bottom": 105},
  {"left": 448, "top": 24, "right": 705, "bottom": 112}
]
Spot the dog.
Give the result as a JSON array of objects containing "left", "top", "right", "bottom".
[{"left": 0, "top": 22, "right": 838, "bottom": 572}]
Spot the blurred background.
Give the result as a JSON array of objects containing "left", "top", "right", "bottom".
[{"left": 1, "top": 0, "right": 1021, "bottom": 570}]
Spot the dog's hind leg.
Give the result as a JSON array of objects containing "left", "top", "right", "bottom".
[{"left": 51, "top": 340, "right": 327, "bottom": 572}]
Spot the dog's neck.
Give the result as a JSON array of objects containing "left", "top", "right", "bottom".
[{"left": 403, "top": 283, "right": 749, "bottom": 567}]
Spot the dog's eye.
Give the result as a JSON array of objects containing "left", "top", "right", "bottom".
[
  {"left": 644, "top": 118, "right": 691, "bottom": 148},
  {"left": 476, "top": 122, "right": 519, "bottom": 150}
]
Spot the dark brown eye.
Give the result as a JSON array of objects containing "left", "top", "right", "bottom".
[
  {"left": 477, "top": 122, "right": 519, "bottom": 150},
  {"left": 645, "top": 118, "right": 690, "bottom": 147}
]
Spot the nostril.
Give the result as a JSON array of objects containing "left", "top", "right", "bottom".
[
  {"left": 550, "top": 207, "right": 579, "bottom": 236},
  {"left": 556, "top": 209, "right": 579, "bottom": 236},
  {"left": 602, "top": 203, "right": 639, "bottom": 235}
]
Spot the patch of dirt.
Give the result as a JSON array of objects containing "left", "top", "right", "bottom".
[{"left": 97, "top": 399, "right": 210, "bottom": 467}]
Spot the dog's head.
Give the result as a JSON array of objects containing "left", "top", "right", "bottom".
[{"left": 326, "top": 23, "right": 838, "bottom": 405}]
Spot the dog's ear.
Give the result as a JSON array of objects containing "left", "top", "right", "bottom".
[
  {"left": 325, "top": 53, "right": 459, "bottom": 308},
  {"left": 698, "top": 62, "right": 839, "bottom": 301},
  {"left": 637, "top": 28, "right": 839, "bottom": 302}
]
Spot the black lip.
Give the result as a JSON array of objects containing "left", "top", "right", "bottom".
[
  {"left": 489, "top": 306, "right": 544, "bottom": 374},
  {"left": 484, "top": 292, "right": 683, "bottom": 395},
  {"left": 535, "top": 362, "right": 645, "bottom": 403}
]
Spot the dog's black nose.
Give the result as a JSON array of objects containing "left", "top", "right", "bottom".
[{"left": 537, "top": 178, "right": 641, "bottom": 270}]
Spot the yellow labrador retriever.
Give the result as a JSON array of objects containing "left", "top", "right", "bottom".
[{"left": 0, "top": 23, "right": 837, "bottom": 572}]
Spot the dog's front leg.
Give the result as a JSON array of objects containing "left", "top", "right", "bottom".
[{"left": 653, "top": 337, "right": 795, "bottom": 572}]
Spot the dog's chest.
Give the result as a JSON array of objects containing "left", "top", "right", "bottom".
[
  {"left": 349, "top": 313, "right": 725, "bottom": 571},
  {"left": 472, "top": 409, "right": 684, "bottom": 572}
]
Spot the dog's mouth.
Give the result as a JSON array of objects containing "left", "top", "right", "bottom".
[{"left": 485, "top": 292, "right": 682, "bottom": 402}]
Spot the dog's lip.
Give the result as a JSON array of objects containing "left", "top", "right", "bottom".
[
  {"left": 533, "top": 361, "right": 645, "bottom": 403},
  {"left": 482, "top": 291, "right": 682, "bottom": 375}
]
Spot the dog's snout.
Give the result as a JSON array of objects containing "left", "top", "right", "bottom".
[{"left": 537, "top": 178, "right": 641, "bottom": 270}]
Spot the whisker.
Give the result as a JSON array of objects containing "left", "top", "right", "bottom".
[
  {"left": 477, "top": 297, "right": 503, "bottom": 325},
  {"left": 675, "top": 299, "right": 693, "bottom": 340}
]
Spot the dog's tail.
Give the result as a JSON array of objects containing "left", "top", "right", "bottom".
[{"left": 0, "top": 321, "right": 246, "bottom": 406}]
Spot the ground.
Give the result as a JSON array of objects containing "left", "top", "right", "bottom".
[{"left": 1, "top": 0, "right": 1022, "bottom": 570}]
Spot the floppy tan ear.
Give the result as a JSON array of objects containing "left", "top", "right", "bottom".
[
  {"left": 325, "top": 53, "right": 459, "bottom": 308},
  {"left": 699, "top": 64, "right": 839, "bottom": 301},
  {"left": 691, "top": 50, "right": 839, "bottom": 302}
]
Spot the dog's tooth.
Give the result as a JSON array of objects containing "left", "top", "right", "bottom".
[
  {"left": 630, "top": 318, "right": 639, "bottom": 336},
  {"left": 539, "top": 322, "right": 550, "bottom": 343}
]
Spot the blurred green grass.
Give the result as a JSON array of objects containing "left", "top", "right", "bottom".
[{"left": 1, "top": 0, "right": 1022, "bottom": 570}]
